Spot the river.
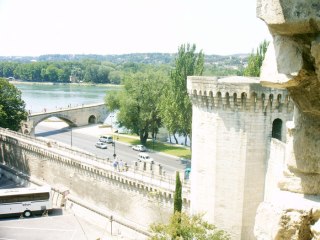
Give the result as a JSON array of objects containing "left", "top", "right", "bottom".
[
  {"left": 13, "top": 82, "right": 121, "bottom": 113},
  {"left": 13, "top": 82, "right": 189, "bottom": 146}
]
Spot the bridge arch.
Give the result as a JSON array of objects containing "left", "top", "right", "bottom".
[
  {"left": 88, "top": 115, "right": 96, "bottom": 124},
  {"left": 33, "top": 114, "right": 77, "bottom": 128}
]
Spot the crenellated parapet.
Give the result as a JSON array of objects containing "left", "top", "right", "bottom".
[{"left": 187, "top": 76, "right": 294, "bottom": 113}]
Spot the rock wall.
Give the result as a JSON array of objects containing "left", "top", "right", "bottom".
[{"left": 255, "top": 1, "right": 320, "bottom": 239}]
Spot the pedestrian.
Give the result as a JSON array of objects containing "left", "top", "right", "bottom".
[
  {"left": 113, "top": 160, "right": 118, "bottom": 171},
  {"left": 119, "top": 160, "right": 123, "bottom": 172}
]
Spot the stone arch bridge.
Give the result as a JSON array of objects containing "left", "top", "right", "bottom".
[{"left": 22, "top": 102, "right": 108, "bottom": 135}]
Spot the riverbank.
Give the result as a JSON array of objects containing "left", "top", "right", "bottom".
[{"left": 10, "top": 80, "right": 123, "bottom": 88}]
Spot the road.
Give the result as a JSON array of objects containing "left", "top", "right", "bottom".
[{"left": 35, "top": 124, "right": 190, "bottom": 174}]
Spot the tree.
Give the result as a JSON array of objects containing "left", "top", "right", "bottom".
[
  {"left": 108, "top": 71, "right": 122, "bottom": 84},
  {"left": 160, "top": 43, "right": 204, "bottom": 145},
  {"left": 0, "top": 78, "right": 28, "bottom": 131},
  {"left": 243, "top": 40, "right": 269, "bottom": 77},
  {"left": 43, "top": 65, "right": 59, "bottom": 82},
  {"left": 150, "top": 212, "right": 230, "bottom": 240},
  {"left": 105, "top": 70, "right": 167, "bottom": 145},
  {"left": 174, "top": 171, "right": 182, "bottom": 213}
]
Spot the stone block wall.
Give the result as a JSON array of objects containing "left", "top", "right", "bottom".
[
  {"left": 253, "top": 1, "right": 320, "bottom": 239},
  {"left": 0, "top": 128, "right": 189, "bottom": 235},
  {"left": 263, "top": 138, "right": 286, "bottom": 202}
]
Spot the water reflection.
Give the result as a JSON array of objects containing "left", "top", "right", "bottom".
[{"left": 14, "top": 83, "right": 121, "bottom": 113}]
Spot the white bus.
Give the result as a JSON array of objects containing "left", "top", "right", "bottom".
[{"left": 0, "top": 186, "right": 52, "bottom": 217}]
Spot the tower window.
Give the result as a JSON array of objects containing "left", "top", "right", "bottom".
[{"left": 272, "top": 118, "right": 282, "bottom": 141}]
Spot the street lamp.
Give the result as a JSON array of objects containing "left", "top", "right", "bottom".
[
  {"left": 112, "top": 129, "right": 120, "bottom": 159},
  {"left": 110, "top": 114, "right": 114, "bottom": 131},
  {"left": 112, "top": 140, "right": 116, "bottom": 159},
  {"left": 70, "top": 126, "right": 73, "bottom": 147},
  {"left": 152, "top": 137, "right": 155, "bottom": 150}
]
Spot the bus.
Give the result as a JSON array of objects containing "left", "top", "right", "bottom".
[{"left": 0, "top": 186, "right": 52, "bottom": 218}]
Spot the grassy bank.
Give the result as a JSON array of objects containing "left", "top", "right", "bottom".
[{"left": 115, "top": 134, "right": 191, "bottom": 160}]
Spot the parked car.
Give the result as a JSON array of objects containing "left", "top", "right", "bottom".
[
  {"left": 99, "top": 135, "right": 113, "bottom": 143},
  {"left": 132, "top": 144, "right": 147, "bottom": 152},
  {"left": 95, "top": 142, "right": 108, "bottom": 149},
  {"left": 138, "top": 152, "right": 154, "bottom": 164}
]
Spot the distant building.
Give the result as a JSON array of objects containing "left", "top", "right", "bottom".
[{"left": 69, "top": 75, "right": 78, "bottom": 83}]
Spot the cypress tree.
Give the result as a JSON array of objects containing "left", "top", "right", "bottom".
[
  {"left": 243, "top": 40, "right": 269, "bottom": 77},
  {"left": 174, "top": 171, "right": 182, "bottom": 213}
]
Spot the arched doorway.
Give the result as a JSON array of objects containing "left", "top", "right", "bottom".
[
  {"left": 272, "top": 118, "right": 282, "bottom": 141},
  {"left": 88, "top": 115, "right": 96, "bottom": 124}
]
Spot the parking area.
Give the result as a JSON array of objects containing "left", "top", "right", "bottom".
[
  {"left": 0, "top": 174, "right": 112, "bottom": 240},
  {"left": 0, "top": 209, "right": 110, "bottom": 240},
  {"left": 0, "top": 173, "right": 148, "bottom": 240}
]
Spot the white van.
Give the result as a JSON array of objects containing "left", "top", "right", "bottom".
[
  {"left": 138, "top": 153, "right": 154, "bottom": 164},
  {"left": 99, "top": 135, "right": 113, "bottom": 143}
]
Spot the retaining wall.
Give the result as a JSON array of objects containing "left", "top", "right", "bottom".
[{"left": 0, "top": 128, "right": 189, "bottom": 236}]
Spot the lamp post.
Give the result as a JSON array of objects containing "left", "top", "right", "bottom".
[
  {"left": 112, "top": 141, "right": 116, "bottom": 159},
  {"left": 110, "top": 215, "right": 113, "bottom": 235},
  {"left": 110, "top": 114, "right": 114, "bottom": 131},
  {"left": 70, "top": 126, "right": 73, "bottom": 147},
  {"left": 152, "top": 137, "right": 155, "bottom": 150}
]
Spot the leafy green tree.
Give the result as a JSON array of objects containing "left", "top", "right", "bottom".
[
  {"left": 243, "top": 40, "right": 269, "bottom": 77},
  {"left": 43, "top": 65, "right": 60, "bottom": 82},
  {"left": 83, "top": 64, "right": 99, "bottom": 83},
  {"left": 105, "top": 70, "right": 167, "bottom": 144},
  {"left": 108, "top": 71, "right": 122, "bottom": 84},
  {"left": 0, "top": 78, "right": 28, "bottom": 131},
  {"left": 174, "top": 171, "right": 182, "bottom": 213},
  {"left": 1, "top": 62, "right": 18, "bottom": 78},
  {"left": 160, "top": 43, "right": 204, "bottom": 145},
  {"left": 70, "top": 67, "right": 84, "bottom": 82},
  {"left": 150, "top": 212, "right": 230, "bottom": 240}
]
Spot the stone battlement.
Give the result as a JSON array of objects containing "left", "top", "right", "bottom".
[{"left": 187, "top": 76, "right": 294, "bottom": 113}]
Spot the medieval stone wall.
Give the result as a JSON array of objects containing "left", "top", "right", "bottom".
[
  {"left": 0, "top": 128, "right": 189, "bottom": 235},
  {"left": 254, "top": 1, "right": 320, "bottom": 239}
]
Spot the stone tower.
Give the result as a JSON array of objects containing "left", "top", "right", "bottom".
[{"left": 187, "top": 76, "right": 293, "bottom": 239}]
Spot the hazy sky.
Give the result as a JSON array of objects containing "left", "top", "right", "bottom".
[{"left": 0, "top": 0, "right": 271, "bottom": 56}]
